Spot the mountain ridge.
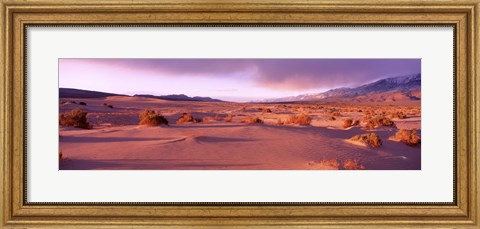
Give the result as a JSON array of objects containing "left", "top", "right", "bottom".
[
  {"left": 59, "top": 88, "right": 123, "bottom": 98},
  {"left": 260, "top": 73, "right": 421, "bottom": 103},
  {"left": 133, "top": 94, "right": 223, "bottom": 102},
  {"left": 59, "top": 88, "right": 223, "bottom": 102}
]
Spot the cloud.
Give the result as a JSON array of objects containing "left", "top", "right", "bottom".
[
  {"left": 252, "top": 59, "right": 421, "bottom": 90},
  {"left": 213, "top": 89, "right": 239, "bottom": 92},
  {"left": 72, "top": 59, "right": 254, "bottom": 77},
  {"left": 61, "top": 59, "right": 420, "bottom": 91}
]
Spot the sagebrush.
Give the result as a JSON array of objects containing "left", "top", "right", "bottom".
[
  {"left": 176, "top": 113, "right": 202, "bottom": 124},
  {"left": 285, "top": 114, "right": 312, "bottom": 125},
  {"left": 138, "top": 109, "right": 169, "bottom": 126},
  {"left": 59, "top": 108, "right": 92, "bottom": 129},
  {"left": 241, "top": 116, "right": 263, "bottom": 124},
  {"left": 394, "top": 129, "right": 421, "bottom": 146},
  {"left": 349, "top": 133, "right": 382, "bottom": 148}
]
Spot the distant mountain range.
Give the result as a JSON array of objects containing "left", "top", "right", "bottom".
[
  {"left": 59, "top": 88, "right": 223, "bottom": 102},
  {"left": 60, "top": 74, "right": 420, "bottom": 104},
  {"left": 59, "top": 88, "right": 122, "bottom": 98},
  {"left": 259, "top": 74, "right": 421, "bottom": 103},
  {"left": 133, "top": 94, "right": 223, "bottom": 102}
]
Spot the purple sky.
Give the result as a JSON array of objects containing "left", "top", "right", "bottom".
[{"left": 59, "top": 59, "right": 420, "bottom": 102}]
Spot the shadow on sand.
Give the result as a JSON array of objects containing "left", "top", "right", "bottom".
[
  {"left": 59, "top": 158, "right": 261, "bottom": 170},
  {"left": 61, "top": 136, "right": 174, "bottom": 143}
]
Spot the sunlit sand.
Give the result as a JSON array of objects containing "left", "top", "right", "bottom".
[{"left": 59, "top": 96, "right": 420, "bottom": 170}]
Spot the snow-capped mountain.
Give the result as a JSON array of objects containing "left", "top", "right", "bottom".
[{"left": 261, "top": 74, "right": 421, "bottom": 103}]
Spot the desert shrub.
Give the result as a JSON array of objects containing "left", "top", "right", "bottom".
[
  {"left": 349, "top": 133, "right": 382, "bottom": 148},
  {"left": 285, "top": 114, "right": 312, "bottom": 125},
  {"left": 390, "top": 111, "right": 407, "bottom": 119},
  {"left": 365, "top": 120, "right": 376, "bottom": 130},
  {"left": 394, "top": 129, "right": 421, "bottom": 146},
  {"left": 59, "top": 151, "right": 63, "bottom": 160},
  {"left": 378, "top": 117, "right": 395, "bottom": 127},
  {"left": 329, "top": 116, "right": 336, "bottom": 121},
  {"left": 138, "top": 109, "right": 168, "bottom": 126},
  {"left": 276, "top": 119, "right": 284, "bottom": 126},
  {"left": 139, "top": 109, "right": 155, "bottom": 120},
  {"left": 70, "top": 101, "right": 77, "bottom": 104},
  {"left": 139, "top": 115, "right": 168, "bottom": 126},
  {"left": 310, "top": 159, "right": 366, "bottom": 170},
  {"left": 343, "top": 159, "right": 365, "bottom": 170},
  {"left": 331, "top": 112, "right": 341, "bottom": 117},
  {"left": 214, "top": 114, "right": 223, "bottom": 121},
  {"left": 202, "top": 116, "right": 215, "bottom": 122},
  {"left": 241, "top": 116, "right": 264, "bottom": 124},
  {"left": 407, "top": 109, "right": 421, "bottom": 116},
  {"left": 343, "top": 119, "right": 353, "bottom": 128},
  {"left": 316, "top": 159, "right": 340, "bottom": 170},
  {"left": 361, "top": 114, "right": 373, "bottom": 122},
  {"left": 365, "top": 116, "right": 396, "bottom": 130},
  {"left": 224, "top": 114, "right": 233, "bottom": 122},
  {"left": 59, "top": 108, "right": 92, "bottom": 129},
  {"left": 176, "top": 113, "right": 202, "bottom": 124},
  {"left": 60, "top": 101, "right": 67, "bottom": 105},
  {"left": 262, "top": 108, "right": 272, "bottom": 113},
  {"left": 103, "top": 103, "right": 114, "bottom": 108},
  {"left": 79, "top": 102, "right": 87, "bottom": 106}
]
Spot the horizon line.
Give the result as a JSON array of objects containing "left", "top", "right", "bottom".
[{"left": 59, "top": 72, "right": 421, "bottom": 102}]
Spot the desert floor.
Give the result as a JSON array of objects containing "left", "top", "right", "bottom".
[{"left": 59, "top": 96, "right": 421, "bottom": 170}]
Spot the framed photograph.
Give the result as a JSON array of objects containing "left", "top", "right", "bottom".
[
  {"left": 1, "top": 0, "right": 479, "bottom": 228},
  {"left": 58, "top": 58, "right": 422, "bottom": 170}
]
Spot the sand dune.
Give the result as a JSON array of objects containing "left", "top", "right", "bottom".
[{"left": 59, "top": 96, "right": 421, "bottom": 170}]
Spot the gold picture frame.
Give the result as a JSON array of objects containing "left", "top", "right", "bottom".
[{"left": 1, "top": 0, "right": 479, "bottom": 227}]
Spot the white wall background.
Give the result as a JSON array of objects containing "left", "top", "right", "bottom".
[{"left": 27, "top": 26, "right": 453, "bottom": 202}]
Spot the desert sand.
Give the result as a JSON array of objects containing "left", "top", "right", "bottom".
[{"left": 59, "top": 96, "right": 421, "bottom": 170}]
